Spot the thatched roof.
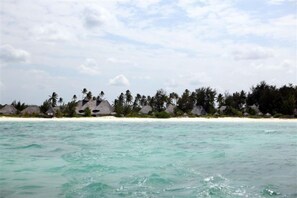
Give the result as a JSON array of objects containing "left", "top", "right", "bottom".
[
  {"left": 76, "top": 99, "right": 113, "bottom": 116},
  {"left": 191, "top": 105, "right": 206, "bottom": 116},
  {"left": 250, "top": 104, "right": 260, "bottom": 113},
  {"left": 46, "top": 106, "right": 55, "bottom": 115},
  {"left": 94, "top": 100, "right": 113, "bottom": 115},
  {"left": 165, "top": 104, "right": 176, "bottom": 115},
  {"left": 0, "top": 105, "right": 17, "bottom": 115},
  {"left": 76, "top": 99, "right": 97, "bottom": 114},
  {"left": 21, "top": 105, "right": 40, "bottom": 115},
  {"left": 218, "top": 105, "right": 227, "bottom": 113},
  {"left": 243, "top": 112, "right": 249, "bottom": 116},
  {"left": 139, "top": 105, "right": 152, "bottom": 114},
  {"left": 265, "top": 113, "right": 272, "bottom": 117}
]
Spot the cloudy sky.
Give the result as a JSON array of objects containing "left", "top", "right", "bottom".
[{"left": 0, "top": 0, "right": 296, "bottom": 105}]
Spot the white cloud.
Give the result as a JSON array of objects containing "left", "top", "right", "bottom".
[
  {"left": 267, "top": 0, "right": 296, "bottom": 4},
  {"left": 0, "top": 44, "right": 30, "bottom": 64},
  {"left": 109, "top": 74, "right": 130, "bottom": 86},
  {"left": 83, "top": 7, "right": 116, "bottom": 29},
  {"left": 232, "top": 47, "right": 274, "bottom": 60},
  {"left": 107, "top": 57, "right": 130, "bottom": 64},
  {"left": 272, "top": 15, "right": 297, "bottom": 26},
  {"left": 33, "top": 23, "right": 73, "bottom": 42},
  {"left": 78, "top": 58, "right": 100, "bottom": 75}
]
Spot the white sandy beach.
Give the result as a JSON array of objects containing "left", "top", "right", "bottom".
[{"left": 0, "top": 116, "right": 296, "bottom": 122}]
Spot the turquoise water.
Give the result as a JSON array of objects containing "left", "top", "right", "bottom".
[{"left": 0, "top": 121, "right": 296, "bottom": 198}]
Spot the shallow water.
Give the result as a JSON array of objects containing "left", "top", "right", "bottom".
[{"left": 0, "top": 121, "right": 296, "bottom": 197}]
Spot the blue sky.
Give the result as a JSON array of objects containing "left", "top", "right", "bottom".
[{"left": 0, "top": 0, "right": 296, "bottom": 104}]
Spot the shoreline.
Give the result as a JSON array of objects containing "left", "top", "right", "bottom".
[{"left": 0, "top": 116, "right": 296, "bottom": 122}]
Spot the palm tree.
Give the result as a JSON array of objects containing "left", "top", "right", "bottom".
[
  {"left": 169, "top": 92, "right": 179, "bottom": 105},
  {"left": 58, "top": 97, "right": 63, "bottom": 106},
  {"left": 72, "top": 95, "right": 77, "bottom": 101},
  {"left": 82, "top": 88, "right": 88, "bottom": 99},
  {"left": 153, "top": 89, "right": 167, "bottom": 112},
  {"left": 140, "top": 95, "right": 147, "bottom": 106},
  {"left": 125, "top": 90, "right": 133, "bottom": 105},
  {"left": 100, "top": 91, "right": 105, "bottom": 99},
  {"left": 216, "top": 93, "right": 224, "bottom": 108},
  {"left": 49, "top": 92, "right": 58, "bottom": 107},
  {"left": 133, "top": 93, "right": 141, "bottom": 110},
  {"left": 86, "top": 91, "right": 92, "bottom": 100}
]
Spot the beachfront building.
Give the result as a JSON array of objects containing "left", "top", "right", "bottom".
[
  {"left": 46, "top": 106, "right": 56, "bottom": 117},
  {"left": 76, "top": 99, "right": 113, "bottom": 116},
  {"left": 0, "top": 105, "right": 17, "bottom": 115},
  {"left": 21, "top": 105, "right": 41, "bottom": 115},
  {"left": 139, "top": 105, "right": 152, "bottom": 115},
  {"left": 191, "top": 105, "right": 207, "bottom": 116},
  {"left": 165, "top": 104, "right": 176, "bottom": 115},
  {"left": 218, "top": 106, "right": 227, "bottom": 114}
]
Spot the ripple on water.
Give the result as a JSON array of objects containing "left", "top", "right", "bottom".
[
  {"left": 62, "top": 179, "right": 112, "bottom": 197},
  {"left": 12, "top": 143, "right": 43, "bottom": 149},
  {"left": 262, "top": 185, "right": 281, "bottom": 196}
]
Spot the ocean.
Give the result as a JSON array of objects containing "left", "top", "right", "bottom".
[{"left": 0, "top": 120, "right": 296, "bottom": 197}]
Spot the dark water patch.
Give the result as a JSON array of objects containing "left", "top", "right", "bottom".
[
  {"left": 12, "top": 143, "right": 43, "bottom": 149},
  {"left": 211, "top": 150, "right": 226, "bottom": 158},
  {"left": 46, "top": 166, "right": 66, "bottom": 173},
  {"left": 62, "top": 180, "right": 112, "bottom": 197},
  {"left": 0, "top": 190, "right": 15, "bottom": 197},
  {"left": 147, "top": 173, "right": 172, "bottom": 186},
  {"left": 18, "top": 185, "right": 43, "bottom": 190},
  {"left": 18, "top": 191, "right": 35, "bottom": 195},
  {"left": 63, "top": 164, "right": 116, "bottom": 176},
  {"left": 82, "top": 182, "right": 111, "bottom": 193},
  {"left": 14, "top": 168, "right": 35, "bottom": 172},
  {"left": 50, "top": 148, "right": 63, "bottom": 152}
]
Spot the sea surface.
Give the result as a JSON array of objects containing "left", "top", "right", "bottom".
[{"left": 0, "top": 120, "right": 296, "bottom": 198}]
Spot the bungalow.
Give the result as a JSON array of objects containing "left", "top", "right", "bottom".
[
  {"left": 0, "top": 105, "right": 17, "bottom": 115},
  {"left": 139, "top": 105, "right": 152, "bottom": 115},
  {"left": 218, "top": 106, "right": 227, "bottom": 114},
  {"left": 76, "top": 99, "right": 113, "bottom": 116},
  {"left": 165, "top": 104, "right": 176, "bottom": 115},
  {"left": 21, "top": 105, "right": 41, "bottom": 115},
  {"left": 46, "top": 106, "right": 56, "bottom": 117},
  {"left": 191, "top": 105, "right": 206, "bottom": 116}
]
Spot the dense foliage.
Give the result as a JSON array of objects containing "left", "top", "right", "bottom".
[{"left": 1, "top": 81, "right": 296, "bottom": 118}]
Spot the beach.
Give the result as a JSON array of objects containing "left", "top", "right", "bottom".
[{"left": 0, "top": 116, "right": 296, "bottom": 122}]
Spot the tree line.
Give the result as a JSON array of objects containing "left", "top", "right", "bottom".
[{"left": 2, "top": 81, "right": 297, "bottom": 118}]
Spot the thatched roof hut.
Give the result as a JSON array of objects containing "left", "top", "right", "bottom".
[
  {"left": 76, "top": 99, "right": 113, "bottom": 116},
  {"left": 94, "top": 100, "right": 113, "bottom": 115},
  {"left": 0, "top": 105, "right": 17, "bottom": 115},
  {"left": 76, "top": 99, "right": 96, "bottom": 115},
  {"left": 139, "top": 105, "right": 152, "bottom": 114},
  {"left": 191, "top": 105, "right": 206, "bottom": 116},
  {"left": 21, "top": 105, "right": 40, "bottom": 115},
  {"left": 165, "top": 104, "right": 176, "bottom": 115},
  {"left": 218, "top": 105, "right": 227, "bottom": 113},
  {"left": 250, "top": 104, "right": 260, "bottom": 113},
  {"left": 46, "top": 106, "right": 55, "bottom": 117},
  {"left": 265, "top": 113, "right": 272, "bottom": 117},
  {"left": 243, "top": 112, "right": 249, "bottom": 116}
]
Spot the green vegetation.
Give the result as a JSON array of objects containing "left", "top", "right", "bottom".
[
  {"left": 1, "top": 81, "right": 296, "bottom": 118},
  {"left": 155, "top": 111, "right": 171, "bottom": 118}
]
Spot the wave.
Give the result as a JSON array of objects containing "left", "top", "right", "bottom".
[{"left": 12, "top": 143, "right": 42, "bottom": 149}]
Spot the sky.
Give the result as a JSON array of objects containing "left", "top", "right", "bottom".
[{"left": 0, "top": 0, "right": 296, "bottom": 105}]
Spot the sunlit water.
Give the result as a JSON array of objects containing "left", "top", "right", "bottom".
[{"left": 0, "top": 121, "right": 296, "bottom": 197}]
